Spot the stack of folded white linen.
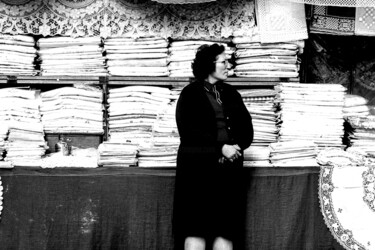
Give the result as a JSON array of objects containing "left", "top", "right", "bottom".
[
  {"left": 136, "top": 100, "right": 180, "bottom": 168},
  {"left": 152, "top": 100, "right": 179, "bottom": 147},
  {"left": 137, "top": 147, "right": 177, "bottom": 168},
  {"left": 0, "top": 125, "right": 7, "bottom": 161},
  {"left": 269, "top": 140, "right": 319, "bottom": 167},
  {"left": 107, "top": 86, "right": 174, "bottom": 148},
  {"left": 104, "top": 37, "right": 169, "bottom": 76},
  {"left": 0, "top": 34, "right": 37, "bottom": 75},
  {"left": 343, "top": 94, "right": 370, "bottom": 117},
  {"left": 232, "top": 38, "right": 303, "bottom": 80},
  {"left": 97, "top": 142, "right": 138, "bottom": 167},
  {"left": 0, "top": 88, "right": 47, "bottom": 166},
  {"left": 275, "top": 83, "right": 346, "bottom": 148},
  {"left": 40, "top": 85, "right": 104, "bottom": 134},
  {"left": 239, "top": 89, "right": 278, "bottom": 167},
  {"left": 243, "top": 146, "right": 271, "bottom": 167},
  {"left": 345, "top": 116, "right": 375, "bottom": 156},
  {"left": 168, "top": 40, "right": 235, "bottom": 77},
  {"left": 37, "top": 36, "right": 106, "bottom": 76}
]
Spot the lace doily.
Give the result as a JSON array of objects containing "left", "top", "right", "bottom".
[
  {"left": 0, "top": 0, "right": 256, "bottom": 39},
  {"left": 319, "top": 166, "right": 375, "bottom": 250}
]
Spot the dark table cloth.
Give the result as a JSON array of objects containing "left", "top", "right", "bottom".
[{"left": 0, "top": 167, "right": 344, "bottom": 250}]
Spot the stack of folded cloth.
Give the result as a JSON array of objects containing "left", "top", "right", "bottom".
[
  {"left": 137, "top": 147, "right": 177, "bottom": 168},
  {"left": 345, "top": 116, "right": 375, "bottom": 156},
  {"left": 0, "top": 88, "right": 47, "bottom": 167},
  {"left": 97, "top": 142, "right": 138, "bottom": 167},
  {"left": 0, "top": 125, "right": 7, "bottom": 161},
  {"left": 239, "top": 89, "right": 277, "bottom": 167},
  {"left": 269, "top": 140, "right": 319, "bottom": 167},
  {"left": 107, "top": 86, "right": 174, "bottom": 149},
  {"left": 168, "top": 40, "right": 235, "bottom": 77},
  {"left": 104, "top": 36, "right": 169, "bottom": 76},
  {"left": 232, "top": 38, "right": 303, "bottom": 80},
  {"left": 343, "top": 94, "right": 370, "bottom": 117},
  {"left": 37, "top": 36, "right": 106, "bottom": 76},
  {"left": 152, "top": 101, "right": 180, "bottom": 148},
  {"left": 243, "top": 146, "right": 271, "bottom": 167},
  {"left": 40, "top": 85, "right": 104, "bottom": 134},
  {"left": 0, "top": 34, "right": 37, "bottom": 75},
  {"left": 275, "top": 83, "right": 346, "bottom": 148},
  {"left": 136, "top": 100, "right": 180, "bottom": 168}
]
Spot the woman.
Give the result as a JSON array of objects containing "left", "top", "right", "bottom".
[{"left": 173, "top": 44, "right": 254, "bottom": 250}]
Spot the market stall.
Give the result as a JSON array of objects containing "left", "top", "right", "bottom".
[{"left": 1, "top": 0, "right": 375, "bottom": 249}]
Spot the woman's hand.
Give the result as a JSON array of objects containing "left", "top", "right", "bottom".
[{"left": 221, "top": 144, "right": 241, "bottom": 162}]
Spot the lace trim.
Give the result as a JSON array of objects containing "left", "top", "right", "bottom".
[{"left": 0, "top": 0, "right": 256, "bottom": 38}]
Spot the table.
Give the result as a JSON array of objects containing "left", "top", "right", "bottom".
[{"left": 0, "top": 167, "right": 344, "bottom": 250}]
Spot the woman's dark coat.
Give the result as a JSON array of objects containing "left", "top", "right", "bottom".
[{"left": 173, "top": 80, "right": 254, "bottom": 249}]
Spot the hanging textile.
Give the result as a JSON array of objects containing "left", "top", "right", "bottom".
[
  {"left": 310, "top": 5, "right": 375, "bottom": 36},
  {"left": 255, "top": 0, "right": 308, "bottom": 43},
  {"left": 289, "top": 0, "right": 375, "bottom": 8},
  {"left": 0, "top": 0, "right": 256, "bottom": 39}
]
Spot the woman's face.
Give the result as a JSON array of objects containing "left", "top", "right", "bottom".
[{"left": 209, "top": 52, "right": 228, "bottom": 83}]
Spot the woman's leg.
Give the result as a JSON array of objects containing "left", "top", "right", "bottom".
[
  {"left": 184, "top": 237, "right": 206, "bottom": 250},
  {"left": 212, "top": 237, "right": 233, "bottom": 250}
]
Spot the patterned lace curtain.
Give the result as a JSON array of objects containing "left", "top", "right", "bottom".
[
  {"left": 0, "top": 0, "right": 256, "bottom": 38},
  {"left": 288, "top": 0, "right": 375, "bottom": 7}
]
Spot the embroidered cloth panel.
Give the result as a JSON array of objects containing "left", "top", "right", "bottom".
[
  {"left": 255, "top": 0, "right": 308, "bottom": 43},
  {"left": 310, "top": 5, "right": 375, "bottom": 36}
]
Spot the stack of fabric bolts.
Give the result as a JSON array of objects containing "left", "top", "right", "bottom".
[
  {"left": 232, "top": 40, "right": 302, "bottom": 80},
  {"left": 168, "top": 40, "right": 235, "bottom": 77},
  {"left": 0, "top": 34, "right": 37, "bottom": 75},
  {"left": 37, "top": 36, "right": 106, "bottom": 76},
  {"left": 0, "top": 125, "right": 7, "bottom": 161},
  {"left": 137, "top": 100, "right": 179, "bottom": 168},
  {"left": 345, "top": 116, "right": 375, "bottom": 156},
  {"left": 107, "top": 85, "right": 174, "bottom": 151},
  {"left": 269, "top": 140, "right": 319, "bottom": 167},
  {"left": 240, "top": 89, "right": 278, "bottom": 167},
  {"left": 104, "top": 37, "right": 169, "bottom": 76},
  {"left": 343, "top": 94, "right": 370, "bottom": 118},
  {"left": 97, "top": 142, "right": 139, "bottom": 167},
  {"left": 40, "top": 85, "right": 104, "bottom": 134},
  {"left": 0, "top": 88, "right": 47, "bottom": 167},
  {"left": 275, "top": 83, "right": 346, "bottom": 148}
]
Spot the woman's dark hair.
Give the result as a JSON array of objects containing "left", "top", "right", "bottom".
[{"left": 192, "top": 43, "right": 225, "bottom": 81}]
